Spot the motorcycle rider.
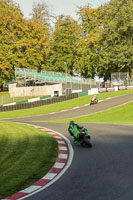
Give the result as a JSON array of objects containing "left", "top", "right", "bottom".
[
  {"left": 68, "top": 121, "right": 85, "bottom": 144},
  {"left": 92, "top": 95, "right": 97, "bottom": 101},
  {"left": 91, "top": 95, "right": 98, "bottom": 103}
]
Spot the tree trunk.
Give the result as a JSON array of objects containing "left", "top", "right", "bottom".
[{"left": 0, "top": 84, "right": 3, "bottom": 91}]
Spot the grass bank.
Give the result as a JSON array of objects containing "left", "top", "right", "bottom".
[
  {"left": 45, "top": 101, "right": 133, "bottom": 125},
  {"left": 0, "top": 92, "right": 39, "bottom": 106},
  {"left": 0, "top": 121, "right": 58, "bottom": 199},
  {"left": 0, "top": 90, "right": 133, "bottom": 119}
]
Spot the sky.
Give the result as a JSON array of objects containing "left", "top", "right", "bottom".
[{"left": 13, "top": 0, "right": 109, "bottom": 20}]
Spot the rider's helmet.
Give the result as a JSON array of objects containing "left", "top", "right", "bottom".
[{"left": 69, "top": 121, "right": 74, "bottom": 127}]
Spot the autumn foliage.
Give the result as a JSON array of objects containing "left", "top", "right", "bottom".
[
  {"left": 0, "top": 0, "right": 133, "bottom": 89},
  {"left": 0, "top": 0, "right": 50, "bottom": 88}
]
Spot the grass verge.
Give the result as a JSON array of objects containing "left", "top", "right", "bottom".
[
  {"left": 0, "top": 121, "right": 58, "bottom": 199},
  {"left": 0, "top": 92, "right": 40, "bottom": 106},
  {"left": 0, "top": 90, "right": 133, "bottom": 119},
  {"left": 44, "top": 101, "right": 133, "bottom": 125}
]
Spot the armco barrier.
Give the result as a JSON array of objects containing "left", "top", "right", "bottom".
[
  {"left": 119, "top": 86, "right": 126, "bottom": 90},
  {"left": 126, "top": 86, "right": 133, "bottom": 90},
  {"left": 106, "top": 88, "right": 114, "bottom": 92},
  {"left": 0, "top": 93, "right": 78, "bottom": 112},
  {"left": 99, "top": 88, "right": 107, "bottom": 93}
]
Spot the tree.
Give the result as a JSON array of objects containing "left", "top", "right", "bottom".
[
  {"left": 76, "top": 0, "right": 133, "bottom": 80},
  {"left": 20, "top": 18, "right": 50, "bottom": 72},
  {"left": 0, "top": 0, "right": 25, "bottom": 88},
  {"left": 97, "top": 0, "right": 133, "bottom": 80},
  {"left": 0, "top": 0, "right": 51, "bottom": 91},
  {"left": 31, "top": 1, "right": 51, "bottom": 27},
  {"left": 25, "top": 1, "right": 52, "bottom": 71},
  {"left": 76, "top": 4, "right": 102, "bottom": 78},
  {"left": 47, "top": 15, "right": 80, "bottom": 75}
]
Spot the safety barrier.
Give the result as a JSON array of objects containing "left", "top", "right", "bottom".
[
  {"left": 0, "top": 93, "right": 78, "bottom": 112},
  {"left": 98, "top": 86, "right": 133, "bottom": 93}
]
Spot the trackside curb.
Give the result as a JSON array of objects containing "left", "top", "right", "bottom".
[{"left": 2, "top": 124, "right": 74, "bottom": 200}]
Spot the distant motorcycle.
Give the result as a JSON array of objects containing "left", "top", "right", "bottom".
[{"left": 90, "top": 95, "right": 98, "bottom": 105}]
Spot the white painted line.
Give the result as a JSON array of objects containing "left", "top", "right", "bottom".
[
  {"left": 48, "top": 132, "right": 55, "bottom": 135},
  {"left": 99, "top": 100, "right": 103, "bottom": 102},
  {"left": 54, "top": 136, "right": 62, "bottom": 139},
  {"left": 58, "top": 154, "right": 68, "bottom": 159},
  {"left": 49, "top": 112, "right": 56, "bottom": 114},
  {"left": 58, "top": 146, "right": 67, "bottom": 151},
  {"left": 72, "top": 106, "right": 80, "bottom": 109},
  {"left": 21, "top": 185, "right": 41, "bottom": 193},
  {"left": 60, "top": 110, "right": 67, "bottom": 112},
  {"left": 57, "top": 140, "right": 65, "bottom": 144},
  {"left": 54, "top": 162, "right": 65, "bottom": 168},
  {"left": 42, "top": 173, "right": 56, "bottom": 180},
  {"left": 41, "top": 129, "right": 49, "bottom": 131}
]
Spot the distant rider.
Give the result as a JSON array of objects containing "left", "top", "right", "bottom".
[
  {"left": 91, "top": 95, "right": 97, "bottom": 101},
  {"left": 90, "top": 95, "right": 98, "bottom": 104},
  {"left": 68, "top": 121, "right": 85, "bottom": 144}
]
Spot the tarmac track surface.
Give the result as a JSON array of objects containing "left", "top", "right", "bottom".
[{"left": 5, "top": 94, "right": 133, "bottom": 200}]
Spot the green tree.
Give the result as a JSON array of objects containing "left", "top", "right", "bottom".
[
  {"left": 47, "top": 15, "right": 80, "bottom": 75},
  {"left": 0, "top": 0, "right": 51, "bottom": 90},
  {"left": 0, "top": 0, "right": 25, "bottom": 88},
  {"left": 97, "top": 0, "right": 133, "bottom": 80},
  {"left": 21, "top": 18, "right": 50, "bottom": 71},
  {"left": 77, "top": 0, "right": 133, "bottom": 80},
  {"left": 76, "top": 4, "right": 102, "bottom": 78}
]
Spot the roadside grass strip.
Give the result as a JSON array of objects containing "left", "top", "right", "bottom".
[
  {"left": 0, "top": 90, "right": 133, "bottom": 119},
  {"left": 1, "top": 123, "right": 71, "bottom": 200},
  {"left": 48, "top": 97, "right": 114, "bottom": 115},
  {"left": 45, "top": 101, "right": 133, "bottom": 125},
  {"left": 0, "top": 122, "right": 58, "bottom": 199},
  {"left": 72, "top": 101, "right": 133, "bottom": 124}
]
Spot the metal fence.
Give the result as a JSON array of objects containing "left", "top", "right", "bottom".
[
  {"left": 15, "top": 68, "right": 96, "bottom": 86},
  {"left": 111, "top": 72, "right": 129, "bottom": 86}
]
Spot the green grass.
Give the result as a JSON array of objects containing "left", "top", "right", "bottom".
[
  {"left": 0, "top": 90, "right": 133, "bottom": 197},
  {"left": 0, "top": 89, "right": 133, "bottom": 119},
  {"left": 0, "top": 121, "right": 58, "bottom": 199},
  {"left": 0, "top": 92, "right": 39, "bottom": 106},
  {"left": 45, "top": 101, "right": 133, "bottom": 124}
]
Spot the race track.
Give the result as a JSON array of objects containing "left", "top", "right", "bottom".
[{"left": 5, "top": 94, "right": 133, "bottom": 200}]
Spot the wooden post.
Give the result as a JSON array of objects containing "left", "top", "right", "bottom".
[{"left": 13, "top": 92, "right": 15, "bottom": 103}]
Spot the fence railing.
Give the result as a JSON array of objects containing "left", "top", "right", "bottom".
[{"left": 15, "top": 68, "right": 96, "bottom": 85}]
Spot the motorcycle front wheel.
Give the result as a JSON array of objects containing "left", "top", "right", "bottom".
[{"left": 83, "top": 135, "right": 92, "bottom": 148}]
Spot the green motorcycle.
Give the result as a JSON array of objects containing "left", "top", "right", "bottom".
[{"left": 68, "top": 125, "right": 92, "bottom": 148}]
